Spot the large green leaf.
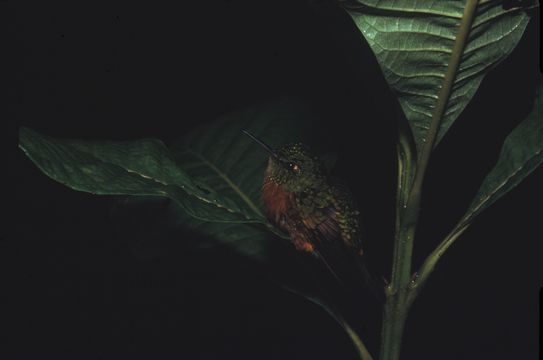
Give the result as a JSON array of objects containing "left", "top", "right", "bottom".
[
  {"left": 341, "top": 0, "right": 531, "bottom": 153},
  {"left": 19, "top": 98, "right": 328, "bottom": 257},
  {"left": 168, "top": 98, "right": 328, "bottom": 245},
  {"left": 19, "top": 127, "right": 264, "bottom": 223},
  {"left": 167, "top": 201, "right": 277, "bottom": 260},
  {"left": 459, "top": 85, "right": 543, "bottom": 227},
  {"left": 109, "top": 194, "right": 276, "bottom": 261}
]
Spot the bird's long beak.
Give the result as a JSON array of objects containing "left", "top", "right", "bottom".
[{"left": 242, "top": 129, "right": 280, "bottom": 160}]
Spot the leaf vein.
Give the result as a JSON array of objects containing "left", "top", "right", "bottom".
[{"left": 184, "top": 149, "right": 265, "bottom": 218}]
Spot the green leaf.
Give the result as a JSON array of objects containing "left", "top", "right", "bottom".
[
  {"left": 109, "top": 101, "right": 337, "bottom": 290},
  {"left": 18, "top": 127, "right": 260, "bottom": 223},
  {"left": 171, "top": 99, "right": 326, "bottom": 245},
  {"left": 168, "top": 201, "right": 276, "bottom": 260},
  {"left": 19, "top": 98, "right": 328, "bottom": 256},
  {"left": 107, "top": 194, "right": 275, "bottom": 262},
  {"left": 458, "top": 85, "right": 543, "bottom": 227},
  {"left": 165, "top": 97, "right": 339, "bottom": 258},
  {"left": 341, "top": 0, "right": 531, "bottom": 153},
  {"left": 170, "top": 99, "right": 314, "bottom": 209}
]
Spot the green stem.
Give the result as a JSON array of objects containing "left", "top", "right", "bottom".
[
  {"left": 379, "top": 220, "right": 416, "bottom": 360},
  {"left": 411, "top": 224, "right": 470, "bottom": 298},
  {"left": 379, "top": 295, "right": 409, "bottom": 360},
  {"left": 319, "top": 300, "right": 375, "bottom": 360},
  {"left": 402, "top": 0, "right": 480, "bottom": 230},
  {"left": 379, "top": 120, "right": 417, "bottom": 360},
  {"left": 282, "top": 282, "right": 374, "bottom": 360},
  {"left": 379, "top": 1, "right": 480, "bottom": 359},
  {"left": 339, "top": 317, "right": 375, "bottom": 360}
]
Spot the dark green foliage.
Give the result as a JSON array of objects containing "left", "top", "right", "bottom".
[
  {"left": 341, "top": 0, "right": 530, "bottom": 152},
  {"left": 17, "top": 3, "right": 541, "bottom": 357},
  {"left": 460, "top": 86, "right": 543, "bottom": 227}
]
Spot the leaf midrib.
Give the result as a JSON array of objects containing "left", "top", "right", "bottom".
[
  {"left": 181, "top": 148, "right": 265, "bottom": 219},
  {"left": 462, "top": 147, "right": 543, "bottom": 225}
]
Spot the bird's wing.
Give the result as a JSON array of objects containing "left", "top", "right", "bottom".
[
  {"left": 296, "top": 188, "right": 380, "bottom": 300},
  {"left": 301, "top": 191, "right": 362, "bottom": 253},
  {"left": 302, "top": 205, "right": 379, "bottom": 300}
]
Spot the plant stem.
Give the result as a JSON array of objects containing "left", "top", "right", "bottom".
[
  {"left": 402, "top": 0, "right": 480, "bottom": 231},
  {"left": 282, "top": 280, "right": 374, "bottom": 360},
  {"left": 339, "top": 317, "right": 375, "bottom": 360},
  {"left": 379, "top": 293, "right": 409, "bottom": 360},
  {"left": 319, "top": 298, "right": 375, "bottom": 360},
  {"left": 379, "top": 1, "right": 480, "bottom": 359},
  {"left": 379, "top": 121, "right": 417, "bottom": 360},
  {"left": 411, "top": 224, "right": 470, "bottom": 297},
  {"left": 379, "top": 220, "right": 416, "bottom": 360}
]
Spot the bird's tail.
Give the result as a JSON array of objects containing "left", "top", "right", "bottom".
[{"left": 312, "top": 239, "right": 383, "bottom": 303}]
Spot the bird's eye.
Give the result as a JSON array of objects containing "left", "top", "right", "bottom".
[{"left": 286, "top": 162, "right": 300, "bottom": 172}]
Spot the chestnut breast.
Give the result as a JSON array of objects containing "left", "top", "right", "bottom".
[{"left": 261, "top": 173, "right": 292, "bottom": 229}]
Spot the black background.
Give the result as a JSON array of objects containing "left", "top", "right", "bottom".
[{"left": 8, "top": 1, "right": 543, "bottom": 359}]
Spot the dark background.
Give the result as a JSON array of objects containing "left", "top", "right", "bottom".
[{"left": 7, "top": 1, "right": 543, "bottom": 359}]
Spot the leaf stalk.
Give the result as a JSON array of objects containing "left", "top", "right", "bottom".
[{"left": 379, "top": 1, "right": 480, "bottom": 359}]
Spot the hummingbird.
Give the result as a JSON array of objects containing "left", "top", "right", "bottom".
[{"left": 242, "top": 130, "right": 368, "bottom": 286}]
